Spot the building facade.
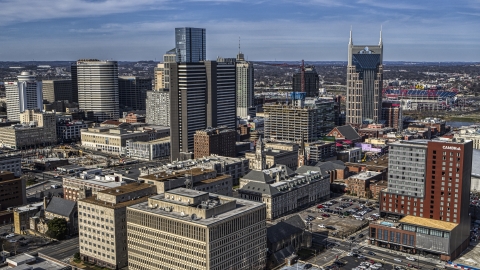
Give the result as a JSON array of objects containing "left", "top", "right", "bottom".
[
  {"left": 80, "top": 127, "right": 150, "bottom": 155},
  {"left": 194, "top": 126, "right": 236, "bottom": 159},
  {"left": 175, "top": 27, "right": 206, "bottom": 63},
  {"left": 126, "top": 137, "right": 170, "bottom": 160},
  {"left": 169, "top": 61, "right": 236, "bottom": 161},
  {"left": 0, "top": 171, "right": 26, "bottom": 211},
  {"left": 370, "top": 139, "right": 473, "bottom": 261},
  {"left": 346, "top": 30, "right": 383, "bottom": 125},
  {"left": 239, "top": 165, "right": 330, "bottom": 220},
  {"left": 126, "top": 188, "right": 267, "bottom": 270},
  {"left": 5, "top": 71, "right": 43, "bottom": 121},
  {"left": 263, "top": 98, "right": 335, "bottom": 143},
  {"left": 146, "top": 90, "right": 170, "bottom": 126},
  {"left": 236, "top": 52, "right": 255, "bottom": 118},
  {"left": 382, "top": 100, "right": 403, "bottom": 131},
  {"left": 57, "top": 119, "right": 88, "bottom": 143},
  {"left": 75, "top": 59, "right": 119, "bottom": 122},
  {"left": 118, "top": 77, "right": 151, "bottom": 111},
  {"left": 78, "top": 183, "right": 156, "bottom": 269},
  {"left": 0, "top": 154, "right": 22, "bottom": 177},
  {"left": 62, "top": 170, "right": 127, "bottom": 201},
  {"left": 292, "top": 65, "right": 319, "bottom": 97},
  {"left": 0, "top": 110, "right": 57, "bottom": 149},
  {"left": 42, "top": 80, "right": 73, "bottom": 103}
]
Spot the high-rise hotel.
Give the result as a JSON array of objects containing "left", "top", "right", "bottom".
[{"left": 369, "top": 138, "right": 473, "bottom": 261}]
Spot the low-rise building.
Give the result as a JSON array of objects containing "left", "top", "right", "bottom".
[
  {"left": 78, "top": 183, "right": 156, "bottom": 269},
  {"left": 13, "top": 202, "right": 44, "bottom": 234},
  {"left": 315, "top": 160, "right": 348, "bottom": 183},
  {"left": 62, "top": 169, "right": 128, "bottom": 201},
  {"left": 307, "top": 141, "right": 336, "bottom": 162},
  {"left": 126, "top": 137, "right": 170, "bottom": 160},
  {"left": 454, "top": 127, "right": 480, "bottom": 149},
  {"left": 0, "top": 171, "right": 26, "bottom": 211},
  {"left": 57, "top": 119, "right": 88, "bottom": 143},
  {"left": 138, "top": 167, "right": 232, "bottom": 196},
  {"left": 140, "top": 155, "right": 250, "bottom": 186},
  {"left": 126, "top": 188, "right": 267, "bottom": 270},
  {"left": 326, "top": 125, "right": 361, "bottom": 143},
  {"left": 239, "top": 165, "right": 330, "bottom": 220},
  {"left": 245, "top": 148, "right": 298, "bottom": 170},
  {"left": 81, "top": 127, "right": 150, "bottom": 154},
  {"left": 337, "top": 147, "right": 362, "bottom": 163},
  {"left": 358, "top": 124, "right": 395, "bottom": 139},
  {"left": 345, "top": 171, "right": 384, "bottom": 198},
  {"left": 30, "top": 197, "right": 78, "bottom": 236}
]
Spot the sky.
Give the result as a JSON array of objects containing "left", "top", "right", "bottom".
[{"left": 0, "top": 0, "right": 479, "bottom": 62}]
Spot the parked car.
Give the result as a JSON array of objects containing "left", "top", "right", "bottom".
[
  {"left": 406, "top": 256, "right": 416, "bottom": 261},
  {"left": 318, "top": 224, "right": 326, "bottom": 228},
  {"left": 367, "top": 251, "right": 375, "bottom": 256},
  {"left": 358, "top": 233, "right": 364, "bottom": 238},
  {"left": 394, "top": 258, "right": 402, "bottom": 262},
  {"left": 5, "top": 233, "right": 15, "bottom": 238}
]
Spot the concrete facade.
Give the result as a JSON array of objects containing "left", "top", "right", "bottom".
[{"left": 126, "top": 188, "right": 267, "bottom": 270}]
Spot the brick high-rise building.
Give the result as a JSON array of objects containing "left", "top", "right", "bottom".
[
  {"left": 369, "top": 138, "right": 473, "bottom": 261},
  {"left": 382, "top": 100, "right": 402, "bottom": 131},
  {"left": 194, "top": 126, "right": 236, "bottom": 159}
]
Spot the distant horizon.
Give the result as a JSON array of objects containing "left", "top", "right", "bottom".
[
  {"left": 0, "top": 60, "right": 479, "bottom": 64},
  {"left": 0, "top": 1, "right": 478, "bottom": 62}
]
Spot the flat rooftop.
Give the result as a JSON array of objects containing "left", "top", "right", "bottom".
[
  {"left": 98, "top": 182, "right": 152, "bottom": 195},
  {"left": 168, "top": 188, "right": 207, "bottom": 198},
  {"left": 80, "top": 194, "right": 150, "bottom": 209},
  {"left": 140, "top": 167, "right": 215, "bottom": 182},
  {"left": 129, "top": 193, "right": 264, "bottom": 226},
  {"left": 400, "top": 215, "right": 457, "bottom": 231},
  {"left": 194, "top": 174, "right": 230, "bottom": 186},
  {"left": 351, "top": 171, "right": 382, "bottom": 180}
]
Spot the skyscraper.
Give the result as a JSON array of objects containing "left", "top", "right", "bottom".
[
  {"left": 42, "top": 79, "right": 73, "bottom": 103},
  {"left": 235, "top": 50, "right": 255, "bottom": 118},
  {"left": 169, "top": 61, "right": 237, "bottom": 161},
  {"left": 175, "top": 27, "right": 206, "bottom": 63},
  {"left": 5, "top": 71, "right": 43, "bottom": 121},
  {"left": 118, "top": 76, "right": 151, "bottom": 111},
  {"left": 346, "top": 30, "right": 383, "bottom": 125},
  {"left": 75, "top": 59, "right": 119, "bottom": 122}
]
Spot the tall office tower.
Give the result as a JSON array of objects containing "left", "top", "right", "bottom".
[
  {"left": 146, "top": 90, "right": 170, "bottom": 126},
  {"left": 292, "top": 65, "right": 319, "bottom": 97},
  {"left": 263, "top": 96, "right": 335, "bottom": 143},
  {"left": 42, "top": 79, "right": 73, "bottom": 103},
  {"left": 71, "top": 64, "right": 78, "bottom": 102},
  {"left": 170, "top": 61, "right": 237, "bottom": 161},
  {"left": 236, "top": 51, "right": 255, "bottom": 118},
  {"left": 382, "top": 100, "right": 403, "bottom": 131},
  {"left": 118, "top": 77, "right": 151, "bottom": 111},
  {"left": 207, "top": 60, "right": 237, "bottom": 129},
  {"left": 175, "top": 27, "right": 206, "bottom": 63},
  {"left": 162, "top": 49, "right": 176, "bottom": 89},
  {"left": 75, "top": 59, "right": 119, "bottom": 122},
  {"left": 154, "top": 63, "right": 164, "bottom": 91},
  {"left": 346, "top": 30, "right": 383, "bottom": 125},
  {"left": 5, "top": 71, "right": 43, "bottom": 121},
  {"left": 369, "top": 138, "right": 472, "bottom": 261},
  {"left": 127, "top": 188, "right": 267, "bottom": 270}
]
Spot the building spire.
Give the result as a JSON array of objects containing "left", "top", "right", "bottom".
[
  {"left": 379, "top": 25, "right": 383, "bottom": 45},
  {"left": 239, "top": 36, "right": 241, "bottom": 53},
  {"left": 349, "top": 26, "right": 353, "bottom": 45}
]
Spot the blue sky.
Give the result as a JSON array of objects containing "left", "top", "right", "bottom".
[{"left": 0, "top": 0, "right": 479, "bottom": 61}]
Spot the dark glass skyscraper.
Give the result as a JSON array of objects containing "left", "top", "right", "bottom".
[
  {"left": 175, "top": 27, "right": 206, "bottom": 63},
  {"left": 346, "top": 30, "right": 383, "bottom": 125}
]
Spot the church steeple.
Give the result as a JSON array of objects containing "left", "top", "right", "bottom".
[{"left": 253, "top": 137, "right": 265, "bottom": 170}]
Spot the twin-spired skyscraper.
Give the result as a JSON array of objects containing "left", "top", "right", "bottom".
[{"left": 346, "top": 29, "right": 383, "bottom": 125}]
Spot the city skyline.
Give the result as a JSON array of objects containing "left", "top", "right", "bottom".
[{"left": 0, "top": 0, "right": 478, "bottom": 62}]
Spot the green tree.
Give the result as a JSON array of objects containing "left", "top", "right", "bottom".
[{"left": 47, "top": 217, "right": 68, "bottom": 240}]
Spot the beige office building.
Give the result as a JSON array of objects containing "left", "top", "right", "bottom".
[
  {"left": 78, "top": 183, "right": 156, "bottom": 269},
  {"left": 0, "top": 110, "right": 56, "bottom": 149},
  {"left": 127, "top": 188, "right": 267, "bottom": 270},
  {"left": 81, "top": 127, "right": 150, "bottom": 154}
]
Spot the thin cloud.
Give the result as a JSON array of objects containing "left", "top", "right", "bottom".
[
  {"left": 0, "top": 0, "right": 172, "bottom": 25},
  {"left": 356, "top": 0, "right": 427, "bottom": 10}
]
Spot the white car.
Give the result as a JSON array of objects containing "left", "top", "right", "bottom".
[
  {"left": 406, "top": 256, "right": 416, "bottom": 261},
  {"left": 374, "top": 263, "right": 383, "bottom": 267},
  {"left": 8, "top": 239, "right": 17, "bottom": 243},
  {"left": 5, "top": 233, "right": 15, "bottom": 238},
  {"left": 347, "top": 252, "right": 354, "bottom": 256},
  {"left": 394, "top": 258, "right": 402, "bottom": 262},
  {"left": 318, "top": 224, "right": 326, "bottom": 228}
]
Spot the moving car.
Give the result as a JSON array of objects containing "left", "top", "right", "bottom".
[
  {"left": 394, "top": 258, "right": 402, "bottom": 262},
  {"left": 406, "top": 256, "right": 416, "bottom": 261}
]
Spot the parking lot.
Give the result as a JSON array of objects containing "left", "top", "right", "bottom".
[
  {"left": 0, "top": 225, "right": 53, "bottom": 255},
  {"left": 299, "top": 195, "right": 381, "bottom": 238}
]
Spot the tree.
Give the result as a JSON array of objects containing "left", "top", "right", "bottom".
[{"left": 47, "top": 217, "right": 68, "bottom": 240}]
